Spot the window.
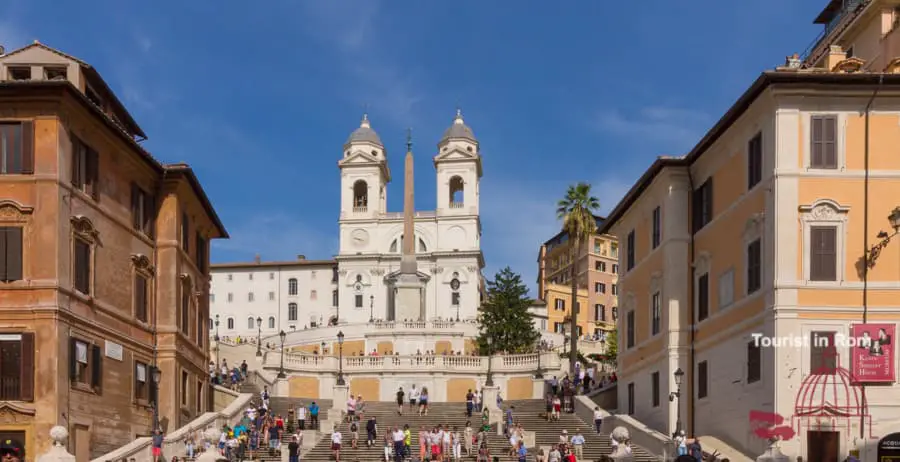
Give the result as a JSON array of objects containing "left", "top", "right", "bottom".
[
  {"left": 810, "top": 115, "right": 837, "bottom": 169},
  {"left": 626, "top": 311, "right": 635, "bottom": 348},
  {"left": 270, "top": 272, "right": 275, "bottom": 280},
  {"left": 627, "top": 383, "right": 635, "bottom": 415},
  {"left": 595, "top": 261, "right": 606, "bottom": 272},
  {"left": 651, "top": 371, "right": 660, "bottom": 407},
  {"left": 288, "top": 278, "right": 298, "bottom": 296},
  {"left": 651, "top": 206, "right": 661, "bottom": 249},
  {"left": 575, "top": 302, "right": 581, "bottom": 314},
  {"left": 354, "top": 294, "right": 363, "bottom": 308},
  {"left": 697, "top": 273, "right": 709, "bottom": 321},
  {"left": 554, "top": 299, "right": 565, "bottom": 311},
  {"left": 74, "top": 237, "right": 91, "bottom": 295},
  {"left": 130, "top": 184, "right": 155, "bottom": 236},
  {"left": 595, "top": 283, "right": 606, "bottom": 294},
  {"left": 747, "top": 239, "right": 762, "bottom": 294},
  {"left": 248, "top": 292, "right": 254, "bottom": 302},
  {"left": 692, "top": 178, "right": 714, "bottom": 233},
  {"left": 651, "top": 292, "right": 661, "bottom": 336},
  {"left": 594, "top": 304, "right": 605, "bottom": 322},
  {"left": 249, "top": 273, "right": 253, "bottom": 280},
  {"left": 196, "top": 381, "right": 204, "bottom": 413},
  {"left": 269, "top": 291, "right": 275, "bottom": 301},
  {"left": 226, "top": 318, "right": 234, "bottom": 330},
  {"left": 810, "top": 331, "right": 837, "bottom": 374},
  {"left": 612, "top": 264, "right": 618, "bottom": 274},
  {"left": 197, "top": 312, "right": 204, "bottom": 346},
  {"left": 747, "top": 341, "right": 761, "bottom": 383},
  {"left": 332, "top": 290, "right": 338, "bottom": 307},
  {"left": 69, "top": 338, "right": 101, "bottom": 392},
  {"left": 134, "top": 274, "right": 149, "bottom": 322},
  {"left": 71, "top": 136, "right": 99, "bottom": 199},
  {"left": 718, "top": 269, "right": 734, "bottom": 309},
  {"left": 181, "top": 212, "right": 190, "bottom": 252},
  {"left": 593, "top": 240, "right": 602, "bottom": 254},
  {"left": 810, "top": 226, "right": 837, "bottom": 281},
  {"left": 610, "top": 242, "right": 618, "bottom": 258},
  {"left": 227, "top": 293, "right": 233, "bottom": 303},
  {"left": 698, "top": 360, "right": 709, "bottom": 399},
  {"left": 134, "top": 362, "right": 149, "bottom": 401},
  {"left": 0, "top": 333, "right": 35, "bottom": 401},
  {"left": 611, "top": 307, "right": 618, "bottom": 321},
  {"left": 181, "top": 370, "right": 188, "bottom": 406},
  {"left": 611, "top": 284, "right": 618, "bottom": 296},
  {"left": 195, "top": 233, "right": 207, "bottom": 272},
  {"left": 0, "top": 122, "right": 34, "bottom": 174},
  {"left": 180, "top": 283, "right": 191, "bottom": 335},
  {"left": 288, "top": 303, "right": 298, "bottom": 321},
  {"left": 0, "top": 227, "right": 23, "bottom": 282},
  {"left": 268, "top": 317, "right": 275, "bottom": 329},
  {"left": 451, "top": 292, "right": 460, "bottom": 305},
  {"left": 747, "top": 132, "right": 762, "bottom": 189},
  {"left": 626, "top": 230, "right": 635, "bottom": 270},
  {"left": 227, "top": 274, "right": 232, "bottom": 281},
  {"left": 332, "top": 268, "right": 338, "bottom": 283}
]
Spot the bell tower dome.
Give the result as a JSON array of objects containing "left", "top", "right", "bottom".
[
  {"left": 339, "top": 114, "right": 391, "bottom": 219},
  {"left": 434, "top": 109, "right": 481, "bottom": 217}
]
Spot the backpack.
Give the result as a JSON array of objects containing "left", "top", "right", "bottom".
[{"left": 350, "top": 423, "right": 358, "bottom": 432}]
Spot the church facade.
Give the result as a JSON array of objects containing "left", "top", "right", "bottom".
[{"left": 208, "top": 111, "right": 485, "bottom": 336}]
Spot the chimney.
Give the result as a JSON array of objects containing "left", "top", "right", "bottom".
[
  {"left": 825, "top": 45, "right": 847, "bottom": 71},
  {"left": 254, "top": 254, "right": 261, "bottom": 264},
  {"left": 297, "top": 255, "right": 306, "bottom": 261}
]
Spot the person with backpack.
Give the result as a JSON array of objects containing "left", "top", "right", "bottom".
[
  {"left": 366, "top": 416, "right": 378, "bottom": 448},
  {"left": 349, "top": 420, "right": 359, "bottom": 449}
]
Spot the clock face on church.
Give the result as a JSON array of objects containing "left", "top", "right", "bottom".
[{"left": 351, "top": 229, "right": 369, "bottom": 247}]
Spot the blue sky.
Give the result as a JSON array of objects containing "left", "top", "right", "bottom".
[{"left": 3, "top": 0, "right": 825, "bottom": 293}]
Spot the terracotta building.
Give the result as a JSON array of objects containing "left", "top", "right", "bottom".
[
  {"left": 536, "top": 216, "right": 618, "bottom": 337},
  {"left": 0, "top": 42, "right": 227, "bottom": 460}
]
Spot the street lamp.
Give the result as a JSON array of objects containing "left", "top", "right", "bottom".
[
  {"left": 336, "top": 330, "right": 346, "bottom": 385},
  {"left": 670, "top": 368, "right": 685, "bottom": 436},
  {"left": 485, "top": 335, "right": 494, "bottom": 386},
  {"left": 214, "top": 314, "right": 220, "bottom": 365},
  {"left": 255, "top": 316, "right": 263, "bottom": 357},
  {"left": 865, "top": 206, "right": 900, "bottom": 268},
  {"left": 369, "top": 295, "right": 374, "bottom": 323},
  {"left": 151, "top": 366, "right": 162, "bottom": 431},
  {"left": 277, "top": 330, "right": 286, "bottom": 379}
]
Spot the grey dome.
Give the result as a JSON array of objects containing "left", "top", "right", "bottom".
[
  {"left": 440, "top": 110, "right": 476, "bottom": 143},
  {"left": 346, "top": 114, "right": 383, "bottom": 146}
]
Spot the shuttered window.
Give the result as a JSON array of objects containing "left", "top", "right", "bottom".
[
  {"left": 181, "top": 282, "right": 191, "bottom": 335},
  {"left": 747, "top": 239, "right": 762, "bottom": 294},
  {"left": 181, "top": 212, "right": 190, "bottom": 253},
  {"left": 811, "top": 115, "right": 837, "bottom": 169},
  {"left": 0, "top": 122, "right": 34, "bottom": 174},
  {"left": 0, "top": 333, "right": 34, "bottom": 401},
  {"left": 698, "top": 360, "right": 709, "bottom": 399},
  {"left": 131, "top": 184, "right": 155, "bottom": 237},
  {"left": 0, "top": 227, "right": 23, "bottom": 282},
  {"left": 748, "top": 132, "right": 763, "bottom": 189},
  {"left": 810, "top": 226, "right": 837, "bottom": 281},
  {"left": 68, "top": 338, "right": 102, "bottom": 393},
  {"left": 73, "top": 238, "right": 91, "bottom": 295},
  {"left": 626, "top": 310, "right": 635, "bottom": 348},
  {"left": 134, "top": 362, "right": 149, "bottom": 402},
  {"left": 692, "top": 178, "right": 714, "bottom": 233},
  {"left": 747, "top": 341, "right": 761, "bottom": 383},
  {"left": 697, "top": 273, "right": 710, "bottom": 321},
  {"left": 651, "top": 371, "right": 660, "bottom": 407},
  {"left": 71, "top": 136, "right": 100, "bottom": 199},
  {"left": 134, "top": 274, "right": 148, "bottom": 322},
  {"left": 626, "top": 230, "right": 635, "bottom": 270}
]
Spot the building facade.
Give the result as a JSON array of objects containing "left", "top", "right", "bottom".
[
  {"left": 0, "top": 43, "right": 226, "bottom": 460},
  {"left": 209, "top": 257, "right": 337, "bottom": 339},
  {"left": 537, "top": 222, "right": 619, "bottom": 337},
  {"left": 600, "top": 3, "right": 900, "bottom": 459}
]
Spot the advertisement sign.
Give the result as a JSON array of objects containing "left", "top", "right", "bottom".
[
  {"left": 850, "top": 323, "right": 895, "bottom": 383},
  {"left": 878, "top": 432, "right": 900, "bottom": 461}
]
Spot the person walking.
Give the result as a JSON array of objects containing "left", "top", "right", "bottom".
[
  {"left": 366, "top": 416, "right": 378, "bottom": 448},
  {"left": 287, "top": 435, "right": 300, "bottom": 462},
  {"left": 465, "top": 389, "right": 475, "bottom": 417},
  {"left": 296, "top": 401, "right": 306, "bottom": 430},
  {"left": 151, "top": 429, "right": 164, "bottom": 462},
  {"left": 309, "top": 401, "right": 320, "bottom": 430},
  {"left": 396, "top": 387, "right": 405, "bottom": 416},
  {"left": 571, "top": 431, "right": 585, "bottom": 460},
  {"left": 392, "top": 426, "right": 405, "bottom": 462},
  {"left": 331, "top": 426, "right": 343, "bottom": 462}
]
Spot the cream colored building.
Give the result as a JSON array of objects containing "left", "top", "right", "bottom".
[{"left": 600, "top": 2, "right": 900, "bottom": 459}]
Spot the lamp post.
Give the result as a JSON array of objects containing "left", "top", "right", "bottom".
[
  {"left": 214, "top": 314, "right": 220, "bottom": 365},
  {"left": 277, "top": 330, "right": 286, "bottom": 379},
  {"left": 485, "top": 335, "right": 494, "bottom": 386},
  {"left": 865, "top": 206, "right": 900, "bottom": 268},
  {"left": 669, "top": 367, "right": 685, "bottom": 437},
  {"left": 255, "top": 316, "right": 263, "bottom": 357},
  {"left": 336, "top": 330, "right": 346, "bottom": 385},
  {"left": 369, "top": 295, "right": 374, "bottom": 323},
  {"left": 151, "top": 366, "right": 162, "bottom": 431}
]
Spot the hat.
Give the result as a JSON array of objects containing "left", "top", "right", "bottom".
[{"left": 0, "top": 439, "right": 23, "bottom": 457}]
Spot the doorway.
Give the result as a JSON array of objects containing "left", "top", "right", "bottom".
[{"left": 807, "top": 430, "right": 839, "bottom": 462}]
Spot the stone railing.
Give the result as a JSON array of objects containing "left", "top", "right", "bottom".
[
  {"left": 267, "top": 352, "right": 560, "bottom": 374},
  {"left": 90, "top": 374, "right": 262, "bottom": 462},
  {"left": 573, "top": 394, "right": 672, "bottom": 461},
  {"left": 274, "top": 320, "right": 480, "bottom": 347}
]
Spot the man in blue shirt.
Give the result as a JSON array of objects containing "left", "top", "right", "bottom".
[
  {"left": 309, "top": 402, "right": 320, "bottom": 430},
  {"left": 570, "top": 431, "right": 585, "bottom": 460}
]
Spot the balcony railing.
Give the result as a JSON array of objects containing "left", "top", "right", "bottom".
[
  {"left": 449, "top": 202, "right": 464, "bottom": 209},
  {"left": 801, "top": 0, "right": 870, "bottom": 65},
  {"left": 267, "top": 352, "right": 560, "bottom": 374},
  {"left": 353, "top": 206, "right": 368, "bottom": 213}
]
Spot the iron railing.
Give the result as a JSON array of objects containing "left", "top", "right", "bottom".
[{"left": 801, "top": 0, "right": 870, "bottom": 65}]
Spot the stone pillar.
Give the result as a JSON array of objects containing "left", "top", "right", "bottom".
[
  {"left": 37, "top": 427, "right": 75, "bottom": 462},
  {"left": 531, "top": 378, "right": 546, "bottom": 399},
  {"left": 322, "top": 384, "right": 349, "bottom": 432},
  {"left": 275, "top": 376, "right": 289, "bottom": 396},
  {"left": 196, "top": 428, "right": 222, "bottom": 462}
]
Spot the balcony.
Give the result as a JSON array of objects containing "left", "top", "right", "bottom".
[
  {"left": 266, "top": 351, "right": 561, "bottom": 375},
  {"left": 802, "top": 0, "right": 870, "bottom": 65},
  {"left": 352, "top": 206, "right": 368, "bottom": 213},
  {"left": 449, "top": 202, "right": 464, "bottom": 209}
]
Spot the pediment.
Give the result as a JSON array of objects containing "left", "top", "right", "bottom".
[
  {"left": 0, "top": 43, "right": 80, "bottom": 67},
  {"left": 434, "top": 147, "right": 476, "bottom": 162},
  {"left": 0, "top": 402, "right": 36, "bottom": 424},
  {"left": 339, "top": 150, "right": 380, "bottom": 166}
]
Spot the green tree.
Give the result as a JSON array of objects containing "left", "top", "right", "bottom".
[
  {"left": 557, "top": 182, "right": 600, "bottom": 375},
  {"left": 604, "top": 329, "right": 618, "bottom": 365},
  {"left": 477, "top": 267, "right": 540, "bottom": 355}
]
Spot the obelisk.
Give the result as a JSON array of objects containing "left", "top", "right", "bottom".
[{"left": 394, "top": 129, "right": 426, "bottom": 321}]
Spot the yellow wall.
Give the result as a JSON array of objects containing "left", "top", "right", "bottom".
[
  {"left": 434, "top": 340, "right": 452, "bottom": 354},
  {"left": 545, "top": 284, "right": 593, "bottom": 335},
  {"left": 288, "top": 377, "right": 320, "bottom": 399},
  {"left": 376, "top": 341, "right": 393, "bottom": 355},
  {"left": 446, "top": 378, "right": 477, "bottom": 402},
  {"left": 464, "top": 339, "right": 478, "bottom": 355},
  {"left": 506, "top": 377, "right": 534, "bottom": 400},
  {"left": 292, "top": 344, "right": 319, "bottom": 354},
  {"left": 349, "top": 378, "right": 380, "bottom": 401},
  {"left": 334, "top": 340, "right": 365, "bottom": 356}
]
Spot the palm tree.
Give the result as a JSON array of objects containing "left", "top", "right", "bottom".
[{"left": 557, "top": 182, "right": 600, "bottom": 376}]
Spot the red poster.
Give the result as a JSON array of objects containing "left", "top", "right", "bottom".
[{"left": 850, "top": 323, "right": 895, "bottom": 383}]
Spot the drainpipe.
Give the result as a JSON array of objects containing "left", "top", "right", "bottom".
[
  {"left": 860, "top": 74, "right": 882, "bottom": 439},
  {"left": 687, "top": 170, "right": 697, "bottom": 438}
]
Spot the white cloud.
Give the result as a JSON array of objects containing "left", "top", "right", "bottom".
[
  {"left": 480, "top": 174, "right": 632, "bottom": 296},
  {"left": 595, "top": 106, "right": 709, "bottom": 149},
  {"left": 212, "top": 212, "right": 338, "bottom": 263}
]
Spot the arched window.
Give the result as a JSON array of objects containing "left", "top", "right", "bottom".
[
  {"left": 268, "top": 316, "right": 275, "bottom": 329},
  {"left": 355, "top": 274, "right": 362, "bottom": 283},
  {"left": 449, "top": 176, "right": 464, "bottom": 207},
  {"left": 227, "top": 317, "right": 234, "bottom": 330},
  {"left": 418, "top": 238, "right": 427, "bottom": 252},
  {"left": 288, "top": 303, "right": 298, "bottom": 321},
  {"left": 288, "top": 278, "right": 298, "bottom": 295},
  {"left": 248, "top": 317, "right": 255, "bottom": 329},
  {"left": 353, "top": 180, "right": 368, "bottom": 210},
  {"left": 390, "top": 239, "right": 398, "bottom": 253}
]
